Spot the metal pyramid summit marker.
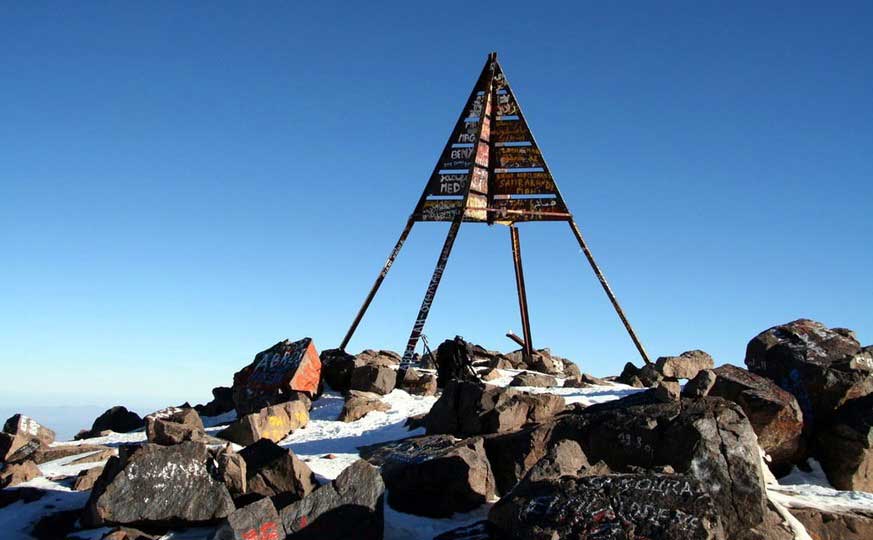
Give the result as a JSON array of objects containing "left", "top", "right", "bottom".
[{"left": 340, "top": 52, "right": 651, "bottom": 367}]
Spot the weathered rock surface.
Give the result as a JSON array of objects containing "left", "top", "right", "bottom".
[
  {"left": 683, "top": 369, "right": 717, "bottom": 398},
  {"left": 518, "top": 439, "right": 591, "bottom": 485},
  {"left": 213, "top": 497, "right": 285, "bottom": 540},
  {"left": 508, "top": 372, "right": 557, "bottom": 388},
  {"left": 3, "top": 414, "right": 55, "bottom": 447},
  {"left": 239, "top": 439, "right": 317, "bottom": 507},
  {"left": 194, "top": 387, "right": 235, "bottom": 418},
  {"left": 144, "top": 407, "right": 206, "bottom": 446},
  {"left": 617, "top": 362, "right": 646, "bottom": 388},
  {"left": 745, "top": 319, "right": 873, "bottom": 429},
  {"left": 479, "top": 368, "right": 502, "bottom": 382},
  {"left": 83, "top": 441, "right": 235, "bottom": 527},
  {"left": 703, "top": 364, "right": 805, "bottom": 474},
  {"left": 217, "top": 400, "right": 309, "bottom": 446},
  {"left": 362, "top": 434, "right": 495, "bottom": 517},
  {"left": 425, "top": 380, "right": 564, "bottom": 436},
  {"left": 73, "top": 466, "right": 104, "bottom": 491},
  {"left": 350, "top": 364, "right": 396, "bottom": 395},
  {"left": 26, "top": 443, "right": 114, "bottom": 465},
  {"left": 320, "top": 348, "right": 357, "bottom": 393},
  {"left": 100, "top": 526, "right": 158, "bottom": 540},
  {"left": 0, "top": 460, "right": 42, "bottom": 488},
  {"left": 483, "top": 422, "right": 557, "bottom": 495},
  {"left": 815, "top": 392, "right": 873, "bottom": 491},
  {"left": 0, "top": 432, "right": 41, "bottom": 463},
  {"left": 396, "top": 367, "right": 438, "bottom": 396},
  {"left": 76, "top": 406, "right": 143, "bottom": 439},
  {"left": 355, "top": 349, "right": 402, "bottom": 367},
  {"left": 232, "top": 337, "right": 322, "bottom": 415},
  {"left": 214, "top": 444, "right": 247, "bottom": 497},
  {"left": 656, "top": 350, "right": 715, "bottom": 380},
  {"left": 280, "top": 459, "right": 384, "bottom": 539},
  {"left": 489, "top": 473, "right": 725, "bottom": 540},
  {"left": 789, "top": 506, "right": 873, "bottom": 540},
  {"left": 339, "top": 391, "right": 391, "bottom": 422},
  {"left": 652, "top": 380, "right": 681, "bottom": 402}
]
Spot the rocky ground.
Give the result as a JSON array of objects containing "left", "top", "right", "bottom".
[{"left": 2, "top": 319, "right": 873, "bottom": 539}]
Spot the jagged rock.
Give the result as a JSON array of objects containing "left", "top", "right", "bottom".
[
  {"left": 488, "top": 356, "right": 515, "bottom": 370},
  {"left": 83, "top": 441, "right": 235, "bottom": 527},
  {"left": 239, "top": 439, "right": 317, "bottom": 507},
  {"left": 508, "top": 372, "right": 557, "bottom": 388},
  {"left": 745, "top": 319, "right": 873, "bottom": 430},
  {"left": 76, "top": 406, "right": 143, "bottom": 439},
  {"left": 702, "top": 364, "right": 805, "bottom": 474},
  {"left": 527, "top": 350, "right": 562, "bottom": 376},
  {"left": 789, "top": 506, "right": 873, "bottom": 540},
  {"left": 350, "top": 364, "right": 396, "bottom": 395},
  {"left": 0, "top": 432, "right": 41, "bottom": 463},
  {"left": 656, "top": 350, "right": 715, "bottom": 379},
  {"left": 355, "top": 349, "right": 402, "bottom": 367},
  {"left": 652, "top": 380, "right": 681, "bottom": 402},
  {"left": 425, "top": 380, "right": 564, "bottom": 436},
  {"left": 73, "top": 466, "right": 104, "bottom": 491},
  {"left": 547, "top": 396, "right": 767, "bottom": 539},
  {"left": 232, "top": 337, "right": 322, "bottom": 415},
  {"left": 339, "top": 391, "right": 391, "bottom": 422},
  {"left": 519, "top": 439, "right": 590, "bottom": 484},
  {"left": 561, "top": 359, "right": 583, "bottom": 380},
  {"left": 3, "top": 414, "right": 55, "bottom": 447},
  {"left": 362, "top": 434, "right": 495, "bottom": 518},
  {"left": 27, "top": 443, "right": 113, "bottom": 465},
  {"left": 145, "top": 407, "right": 206, "bottom": 446},
  {"left": 217, "top": 400, "right": 309, "bottom": 446},
  {"left": 0, "top": 460, "right": 42, "bottom": 487},
  {"left": 639, "top": 363, "right": 664, "bottom": 386},
  {"left": 436, "top": 337, "right": 480, "bottom": 387},
  {"left": 213, "top": 497, "right": 285, "bottom": 540},
  {"left": 483, "top": 422, "right": 556, "bottom": 495},
  {"left": 214, "top": 444, "right": 247, "bottom": 497},
  {"left": 683, "top": 369, "right": 717, "bottom": 398},
  {"left": 396, "top": 367, "right": 438, "bottom": 396},
  {"left": 69, "top": 447, "right": 117, "bottom": 465},
  {"left": 320, "top": 348, "right": 357, "bottom": 392},
  {"left": 279, "top": 459, "right": 384, "bottom": 539},
  {"left": 618, "top": 362, "right": 645, "bottom": 387},
  {"left": 194, "top": 387, "right": 235, "bottom": 418},
  {"left": 489, "top": 473, "right": 725, "bottom": 540},
  {"left": 815, "top": 392, "right": 873, "bottom": 491}
]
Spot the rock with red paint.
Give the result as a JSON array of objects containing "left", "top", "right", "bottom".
[
  {"left": 213, "top": 497, "right": 285, "bottom": 540},
  {"left": 82, "top": 441, "right": 235, "bottom": 528},
  {"left": 217, "top": 400, "right": 309, "bottom": 447},
  {"left": 144, "top": 407, "right": 206, "bottom": 446},
  {"left": 232, "top": 338, "right": 322, "bottom": 415},
  {"left": 238, "top": 439, "right": 317, "bottom": 508},
  {"left": 279, "top": 459, "right": 384, "bottom": 539}
]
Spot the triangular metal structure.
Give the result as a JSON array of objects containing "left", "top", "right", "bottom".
[{"left": 340, "top": 52, "right": 651, "bottom": 366}]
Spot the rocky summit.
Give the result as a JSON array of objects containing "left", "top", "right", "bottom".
[{"left": 3, "top": 321, "right": 873, "bottom": 540}]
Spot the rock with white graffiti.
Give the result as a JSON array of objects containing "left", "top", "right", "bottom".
[
  {"left": 745, "top": 319, "right": 873, "bottom": 430},
  {"left": 217, "top": 400, "right": 309, "bottom": 447},
  {"left": 232, "top": 338, "right": 322, "bottom": 415},
  {"left": 82, "top": 441, "right": 235, "bottom": 528},
  {"left": 489, "top": 473, "right": 725, "bottom": 540},
  {"left": 3, "top": 414, "right": 55, "bottom": 449}
]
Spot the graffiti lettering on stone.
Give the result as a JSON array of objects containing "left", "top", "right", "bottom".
[
  {"left": 248, "top": 338, "right": 311, "bottom": 388},
  {"left": 242, "top": 521, "right": 280, "bottom": 540}
]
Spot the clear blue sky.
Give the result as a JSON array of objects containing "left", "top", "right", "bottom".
[{"left": 2, "top": 3, "right": 871, "bottom": 415}]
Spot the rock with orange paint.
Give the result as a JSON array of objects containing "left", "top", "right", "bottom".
[
  {"left": 232, "top": 338, "right": 322, "bottom": 415},
  {"left": 213, "top": 497, "right": 286, "bottom": 540},
  {"left": 217, "top": 400, "right": 309, "bottom": 447}
]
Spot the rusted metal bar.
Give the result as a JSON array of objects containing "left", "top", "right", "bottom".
[
  {"left": 506, "top": 331, "right": 526, "bottom": 348},
  {"left": 339, "top": 216, "right": 415, "bottom": 351},
  {"left": 510, "top": 225, "right": 534, "bottom": 361},
  {"left": 568, "top": 219, "right": 652, "bottom": 365}
]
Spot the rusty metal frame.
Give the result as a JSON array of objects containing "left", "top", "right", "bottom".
[{"left": 510, "top": 225, "right": 534, "bottom": 362}]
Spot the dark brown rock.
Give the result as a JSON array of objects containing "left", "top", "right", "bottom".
[
  {"left": 320, "top": 348, "right": 357, "bottom": 393},
  {"left": 652, "top": 380, "right": 681, "bottom": 402},
  {"left": 355, "top": 349, "right": 402, "bottom": 367},
  {"left": 217, "top": 400, "right": 309, "bottom": 446},
  {"left": 396, "top": 367, "right": 438, "bottom": 396},
  {"left": 144, "top": 407, "right": 206, "bottom": 446},
  {"left": 656, "top": 350, "right": 715, "bottom": 380},
  {"left": 213, "top": 497, "right": 285, "bottom": 540},
  {"left": 76, "top": 406, "right": 143, "bottom": 439},
  {"left": 101, "top": 526, "right": 157, "bottom": 540},
  {"left": 73, "top": 466, "right": 104, "bottom": 491},
  {"left": 745, "top": 319, "right": 873, "bottom": 430},
  {"left": 508, "top": 372, "right": 557, "bottom": 388},
  {"left": 3, "top": 414, "right": 55, "bottom": 447},
  {"left": 0, "top": 460, "right": 41, "bottom": 487},
  {"left": 0, "top": 432, "right": 41, "bottom": 463},
  {"left": 617, "top": 362, "right": 645, "bottom": 387},
  {"left": 350, "top": 364, "right": 396, "bottom": 395},
  {"left": 363, "top": 434, "right": 495, "bottom": 518},
  {"left": 815, "top": 392, "right": 873, "bottom": 491},
  {"left": 339, "top": 391, "right": 391, "bottom": 422},
  {"left": 194, "top": 387, "right": 235, "bottom": 418},
  {"left": 239, "top": 439, "right": 317, "bottom": 508},
  {"left": 789, "top": 506, "right": 873, "bottom": 540},
  {"left": 215, "top": 444, "right": 247, "bottom": 497},
  {"left": 683, "top": 369, "right": 717, "bottom": 398}
]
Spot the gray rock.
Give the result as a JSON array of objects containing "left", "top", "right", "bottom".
[
  {"left": 683, "top": 369, "right": 717, "bottom": 398},
  {"left": 656, "top": 350, "right": 715, "bottom": 380},
  {"left": 76, "top": 406, "right": 143, "bottom": 440},
  {"left": 652, "top": 380, "right": 681, "bottom": 402},
  {"left": 144, "top": 407, "right": 206, "bottom": 446}
]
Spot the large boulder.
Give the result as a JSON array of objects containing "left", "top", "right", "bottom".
[
  {"left": 362, "top": 434, "right": 495, "bottom": 518},
  {"left": 83, "top": 441, "right": 235, "bottom": 528},
  {"left": 194, "top": 387, "right": 235, "bottom": 418},
  {"left": 745, "top": 319, "right": 873, "bottom": 430},
  {"left": 0, "top": 460, "right": 42, "bottom": 487},
  {"left": 238, "top": 439, "right": 317, "bottom": 507},
  {"left": 213, "top": 497, "right": 285, "bottom": 540},
  {"left": 355, "top": 349, "right": 402, "bottom": 367},
  {"left": 320, "top": 348, "right": 357, "bottom": 392},
  {"left": 280, "top": 459, "right": 384, "bottom": 539},
  {"left": 3, "top": 414, "right": 55, "bottom": 447},
  {"left": 338, "top": 391, "right": 391, "bottom": 423},
  {"left": 656, "top": 350, "right": 715, "bottom": 380},
  {"left": 73, "top": 466, "right": 105, "bottom": 491},
  {"left": 350, "top": 364, "right": 396, "bottom": 395},
  {"left": 483, "top": 422, "right": 557, "bottom": 495},
  {"left": 425, "top": 380, "right": 564, "bottom": 436},
  {"left": 814, "top": 392, "right": 873, "bottom": 491},
  {"left": 396, "top": 367, "right": 438, "bottom": 396},
  {"left": 144, "top": 407, "right": 206, "bottom": 446},
  {"left": 702, "top": 364, "right": 805, "bottom": 474},
  {"left": 232, "top": 337, "right": 322, "bottom": 415},
  {"left": 489, "top": 473, "right": 725, "bottom": 540},
  {"left": 217, "top": 400, "right": 309, "bottom": 447},
  {"left": 76, "top": 406, "right": 143, "bottom": 439},
  {"left": 0, "top": 433, "right": 41, "bottom": 463},
  {"left": 789, "top": 506, "right": 873, "bottom": 540}
]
